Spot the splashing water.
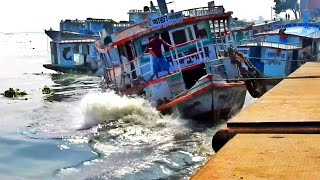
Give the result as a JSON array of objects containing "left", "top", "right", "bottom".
[
  {"left": 58, "top": 90, "right": 212, "bottom": 179},
  {"left": 76, "top": 90, "right": 169, "bottom": 129},
  {"left": 0, "top": 33, "right": 231, "bottom": 180}
]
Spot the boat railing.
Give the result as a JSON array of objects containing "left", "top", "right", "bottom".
[
  {"left": 180, "top": 6, "right": 225, "bottom": 18},
  {"left": 86, "top": 19, "right": 114, "bottom": 23},
  {"left": 128, "top": 9, "right": 159, "bottom": 13},
  {"left": 237, "top": 40, "right": 302, "bottom": 49},
  {"left": 239, "top": 56, "right": 318, "bottom": 63},
  {"left": 205, "top": 56, "right": 246, "bottom": 82},
  {"left": 111, "top": 53, "right": 153, "bottom": 80},
  {"left": 104, "top": 38, "right": 205, "bottom": 89},
  {"left": 59, "top": 39, "right": 97, "bottom": 43},
  {"left": 285, "top": 23, "right": 320, "bottom": 29},
  {"left": 62, "top": 20, "right": 86, "bottom": 24},
  {"left": 102, "top": 52, "right": 155, "bottom": 90},
  {"left": 169, "top": 38, "right": 205, "bottom": 71},
  {"left": 113, "top": 23, "right": 132, "bottom": 28},
  {"left": 306, "top": 31, "right": 320, "bottom": 39}
]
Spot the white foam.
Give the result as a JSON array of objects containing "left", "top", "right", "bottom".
[{"left": 75, "top": 90, "right": 168, "bottom": 130}]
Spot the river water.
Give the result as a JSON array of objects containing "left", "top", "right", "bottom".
[{"left": 0, "top": 32, "right": 255, "bottom": 180}]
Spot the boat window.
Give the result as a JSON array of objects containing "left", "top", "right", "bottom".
[
  {"left": 80, "top": 44, "right": 89, "bottom": 55},
  {"left": 302, "top": 38, "right": 312, "bottom": 48},
  {"left": 124, "top": 42, "right": 137, "bottom": 79},
  {"left": 160, "top": 31, "right": 172, "bottom": 52},
  {"left": 140, "top": 36, "right": 155, "bottom": 53},
  {"left": 73, "top": 44, "right": 80, "bottom": 54},
  {"left": 140, "top": 37, "right": 150, "bottom": 53},
  {"left": 172, "top": 29, "right": 187, "bottom": 45},
  {"left": 187, "top": 27, "right": 195, "bottom": 41},
  {"left": 193, "top": 22, "right": 208, "bottom": 38}
]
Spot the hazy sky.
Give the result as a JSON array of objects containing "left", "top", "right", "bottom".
[{"left": 0, "top": 0, "right": 275, "bottom": 32}]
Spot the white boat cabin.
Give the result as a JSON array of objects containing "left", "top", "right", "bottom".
[{"left": 49, "top": 39, "right": 100, "bottom": 70}]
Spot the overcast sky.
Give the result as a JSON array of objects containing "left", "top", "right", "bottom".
[{"left": 0, "top": 0, "right": 275, "bottom": 32}]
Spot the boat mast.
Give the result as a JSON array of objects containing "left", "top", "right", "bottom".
[{"left": 157, "top": 0, "right": 169, "bottom": 15}]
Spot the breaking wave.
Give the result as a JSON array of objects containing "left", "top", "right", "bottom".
[
  {"left": 76, "top": 90, "right": 181, "bottom": 129},
  {"left": 58, "top": 90, "right": 212, "bottom": 179}
]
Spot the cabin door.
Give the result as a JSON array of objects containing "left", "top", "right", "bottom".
[
  {"left": 160, "top": 31, "right": 172, "bottom": 52},
  {"left": 50, "top": 42, "right": 58, "bottom": 64},
  {"left": 249, "top": 47, "right": 264, "bottom": 73},
  {"left": 124, "top": 42, "right": 137, "bottom": 79},
  {"left": 291, "top": 50, "right": 299, "bottom": 72}
]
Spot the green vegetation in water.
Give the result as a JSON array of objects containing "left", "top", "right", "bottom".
[
  {"left": 1, "top": 88, "right": 28, "bottom": 100},
  {"left": 42, "top": 86, "right": 53, "bottom": 94}
]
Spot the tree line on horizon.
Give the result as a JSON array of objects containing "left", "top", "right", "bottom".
[{"left": 273, "top": 0, "right": 300, "bottom": 19}]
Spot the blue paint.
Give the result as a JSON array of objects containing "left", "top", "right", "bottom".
[
  {"left": 303, "top": 11, "right": 311, "bottom": 24},
  {"left": 290, "top": 50, "right": 300, "bottom": 72},
  {"left": 249, "top": 47, "right": 264, "bottom": 73}
]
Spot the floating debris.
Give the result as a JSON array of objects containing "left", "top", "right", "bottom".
[
  {"left": 1, "top": 88, "right": 28, "bottom": 99},
  {"left": 42, "top": 86, "right": 53, "bottom": 94}
]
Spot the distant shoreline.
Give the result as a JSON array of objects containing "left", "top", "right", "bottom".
[{"left": 1, "top": 32, "right": 43, "bottom": 34}]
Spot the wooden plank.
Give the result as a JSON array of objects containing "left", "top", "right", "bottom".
[
  {"left": 192, "top": 134, "right": 320, "bottom": 180},
  {"left": 228, "top": 62, "right": 320, "bottom": 133}
]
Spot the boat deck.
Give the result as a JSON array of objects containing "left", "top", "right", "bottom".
[
  {"left": 228, "top": 62, "right": 320, "bottom": 133},
  {"left": 192, "top": 134, "right": 320, "bottom": 180},
  {"left": 238, "top": 42, "right": 301, "bottom": 50},
  {"left": 191, "top": 62, "right": 320, "bottom": 179}
]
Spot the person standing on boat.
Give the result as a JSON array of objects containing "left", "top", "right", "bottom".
[{"left": 145, "top": 33, "right": 173, "bottom": 79}]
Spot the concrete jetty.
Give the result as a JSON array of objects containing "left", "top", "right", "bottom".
[
  {"left": 228, "top": 62, "right": 320, "bottom": 134},
  {"left": 192, "top": 134, "right": 320, "bottom": 179},
  {"left": 191, "top": 62, "right": 320, "bottom": 179}
]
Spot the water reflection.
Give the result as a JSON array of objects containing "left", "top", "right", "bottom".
[{"left": 43, "top": 74, "right": 101, "bottom": 102}]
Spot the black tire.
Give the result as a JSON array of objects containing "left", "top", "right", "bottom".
[{"left": 245, "top": 79, "right": 266, "bottom": 98}]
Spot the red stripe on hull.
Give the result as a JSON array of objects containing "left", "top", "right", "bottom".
[{"left": 158, "top": 82, "right": 245, "bottom": 111}]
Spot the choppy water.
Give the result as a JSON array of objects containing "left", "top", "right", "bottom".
[{"left": 0, "top": 32, "right": 256, "bottom": 180}]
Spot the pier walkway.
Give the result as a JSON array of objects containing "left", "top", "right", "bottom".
[{"left": 191, "top": 62, "right": 320, "bottom": 179}]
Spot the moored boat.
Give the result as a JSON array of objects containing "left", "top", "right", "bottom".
[
  {"left": 43, "top": 39, "right": 101, "bottom": 74},
  {"left": 236, "top": 23, "right": 320, "bottom": 91}
]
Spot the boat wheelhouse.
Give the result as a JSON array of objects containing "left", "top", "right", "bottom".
[
  {"left": 230, "top": 20, "right": 285, "bottom": 46},
  {"left": 96, "top": 2, "right": 247, "bottom": 121},
  {"left": 43, "top": 39, "right": 101, "bottom": 73},
  {"left": 237, "top": 23, "right": 320, "bottom": 90}
]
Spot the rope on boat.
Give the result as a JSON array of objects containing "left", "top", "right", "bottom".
[
  {"left": 239, "top": 54, "right": 320, "bottom": 63},
  {"left": 228, "top": 47, "right": 267, "bottom": 98}
]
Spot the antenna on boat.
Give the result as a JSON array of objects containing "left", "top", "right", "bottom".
[
  {"left": 150, "top": 1, "right": 157, "bottom": 11},
  {"left": 157, "top": 0, "right": 169, "bottom": 15}
]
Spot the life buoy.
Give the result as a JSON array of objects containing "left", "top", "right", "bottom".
[{"left": 62, "top": 47, "right": 72, "bottom": 60}]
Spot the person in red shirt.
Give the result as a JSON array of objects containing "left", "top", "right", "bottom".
[{"left": 145, "top": 33, "right": 173, "bottom": 78}]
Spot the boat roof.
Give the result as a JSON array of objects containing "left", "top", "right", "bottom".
[
  {"left": 110, "top": 6, "right": 230, "bottom": 47},
  {"left": 253, "top": 20, "right": 280, "bottom": 27},
  {"left": 256, "top": 25, "right": 320, "bottom": 39},
  {"left": 57, "top": 39, "right": 96, "bottom": 44},
  {"left": 232, "top": 25, "right": 253, "bottom": 32}
]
